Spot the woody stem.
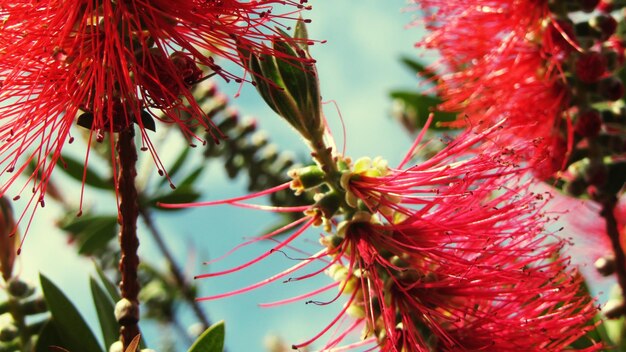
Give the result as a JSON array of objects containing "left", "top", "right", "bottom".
[
  {"left": 117, "top": 126, "right": 141, "bottom": 348},
  {"left": 602, "top": 197, "right": 626, "bottom": 316}
]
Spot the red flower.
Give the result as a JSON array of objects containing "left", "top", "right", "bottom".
[
  {"left": 414, "top": 0, "right": 575, "bottom": 176},
  {"left": 336, "top": 165, "right": 599, "bottom": 351},
  {"left": 0, "top": 0, "right": 308, "bottom": 230},
  {"left": 171, "top": 127, "right": 601, "bottom": 351}
]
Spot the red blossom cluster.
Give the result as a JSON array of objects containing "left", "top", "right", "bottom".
[
  {"left": 174, "top": 125, "right": 602, "bottom": 351},
  {"left": 414, "top": 0, "right": 626, "bottom": 183},
  {"left": 0, "top": 0, "right": 308, "bottom": 230}
]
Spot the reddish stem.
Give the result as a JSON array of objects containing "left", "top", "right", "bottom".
[
  {"left": 117, "top": 126, "right": 141, "bottom": 348},
  {"left": 602, "top": 197, "right": 626, "bottom": 314}
]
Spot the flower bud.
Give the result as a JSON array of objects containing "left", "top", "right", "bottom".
[
  {"left": 595, "top": 255, "right": 615, "bottom": 276},
  {"left": 346, "top": 303, "right": 365, "bottom": 319},
  {"left": 289, "top": 165, "right": 325, "bottom": 195},
  {"left": 590, "top": 14, "right": 617, "bottom": 41},
  {"left": 114, "top": 298, "right": 139, "bottom": 326},
  {"left": 575, "top": 110, "right": 602, "bottom": 137},
  {"left": 0, "top": 320, "right": 17, "bottom": 342},
  {"left": 314, "top": 191, "right": 341, "bottom": 219},
  {"left": 240, "top": 19, "right": 322, "bottom": 142},
  {"left": 599, "top": 77, "right": 624, "bottom": 101},
  {"left": 604, "top": 299, "right": 625, "bottom": 319},
  {"left": 7, "top": 278, "right": 32, "bottom": 298},
  {"left": 576, "top": 51, "right": 607, "bottom": 83},
  {"left": 109, "top": 341, "right": 124, "bottom": 352}
]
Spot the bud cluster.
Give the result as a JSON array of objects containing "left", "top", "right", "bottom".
[{"left": 541, "top": 2, "right": 626, "bottom": 200}]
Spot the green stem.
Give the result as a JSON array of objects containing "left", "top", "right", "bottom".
[
  {"left": 306, "top": 137, "right": 348, "bottom": 209},
  {"left": 7, "top": 296, "right": 29, "bottom": 349},
  {"left": 117, "top": 126, "right": 141, "bottom": 348}
]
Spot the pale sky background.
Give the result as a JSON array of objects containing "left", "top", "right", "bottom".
[{"left": 6, "top": 1, "right": 612, "bottom": 352}]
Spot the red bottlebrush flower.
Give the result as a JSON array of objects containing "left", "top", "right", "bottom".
[
  {"left": 331, "top": 140, "right": 600, "bottom": 351},
  {"left": 414, "top": 1, "right": 577, "bottom": 177},
  {"left": 0, "top": 0, "right": 308, "bottom": 232},
  {"left": 166, "top": 126, "right": 601, "bottom": 351}
]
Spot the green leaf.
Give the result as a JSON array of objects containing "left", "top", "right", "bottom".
[
  {"left": 390, "top": 91, "right": 458, "bottom": 132},
  {"left": 178, "top": 167, "right": 204, "bottom": 188},
  {"left": 149, "top": 186, "right": 201, "bottom": 211},
  {"left": 188, "top": 321, "right": 225, "bottom": 352},
  {"left": 93, "top": 261, "right": 121, "bottom": 301},
  {"left": 158, "top": 147, "right": 191, "bottom": 188},
  {"left": 57, "top": 154, "right": 111, "bottom": 190},
  {"left": 399, "top": 57, "right": 438, "bottom": 81},
  {"left": 90, "top": 278, "right": 118, "bottom": 349},
  {"left": 60, "top": 214, "right": 118, "bottom": 255},
  {"left": 138, "top": 110, "right": 156, "bottom": 132},
  {"left": 34, "top": 320, "right": 64, "bottom": 352},
  {"left": 39, "top": 273, "right": 104, "bottom": 352}
]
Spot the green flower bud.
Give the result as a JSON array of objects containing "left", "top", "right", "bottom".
[{"left": 240, "top": 19, "right": 322, "bottom": 142}]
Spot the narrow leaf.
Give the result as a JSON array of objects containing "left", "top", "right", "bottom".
[
  {"left": 90, "top": 278, "right": 118, "bottom": 348},
  {"left": 34, "top": 320, "right": 64, "bottom": 352},
  {"left": 149, "top": 187, "right": 201, "bottom": 211},
  {"left": 390, "top": 91, "right": 458, "bottom": 132},
  {"left": 400, "top": 57, "right": 438, "bottom": 81},
  {"left": 188, "top": 321, "right": 225, "bottom": 352},
  {"left": 57, "top": 154, "right": 111, "bottom": 190},
  {"left": 39, "top": 274, "right": 104, "bottom": 352},
  {"left": 158, "top": 147, "right": 191, "bottom": 188},
  {"left": 94, "top": 260, "right": 121, "bottom": 301},
  {"left": 60, "top": 215, "right": 118, "bottom": 255}
]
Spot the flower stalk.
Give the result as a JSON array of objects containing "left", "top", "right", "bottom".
[
  {"left": 117, "top": 126, "right": 141, "bottom": 348},
  {"left": 602, "top": 197, "right": 626, "bottom": 317}
]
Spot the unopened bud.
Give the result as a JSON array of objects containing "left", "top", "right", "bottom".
[
  {"left": 595, "top": 256, "right": 616, "bottom": 276},
  {"left": 346, "top": 303, "right": 365, "bottom": 319},
  {"left": 7, "top": 278, "right": 32, "bottom": 298},
  {"left": 289, "top": 165, "right": 325, "bottom": 194},
  {"left": 576, "top": 51, "right": 607, "bottom": 83},
  {"left": 109, "top": 341, "right": 123, "bottom": 352},
  {"left": 315, "top": 191, "right": 341, "bottom": 219},
  {"left": 575, "top": 110, "right": 602, "bottom": 137},
  {"left": 604, "top": 299, "right": 626, "bottom": 319},
  {"left": 241, "top": 19, "right": 321, "bottom": 142},
  {"left": 599, "top": 77, "right": 625, "bottom": 101},
  {"left": 0, "top": 321, "right": 17, "bottom": 342},
  {"left": 114, "top": 298, "right": 139, "bottom": 326}
]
